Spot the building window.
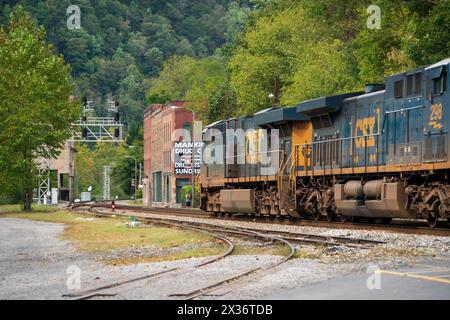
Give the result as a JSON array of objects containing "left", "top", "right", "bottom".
[
  {"left": 164, "top": 151, "right": 171, "bottom": 168},
  {"left": 164, "top": 174, "right": 171, "bottom": 203},
  {"left": 152, "top": 171, "right": 162, "bottom": 202},
  {"left": 183, "top": 122, "right": 192, "bottom": 141},
  {"left": 176, "top": 179, "right": 190, "bottom": 204}
]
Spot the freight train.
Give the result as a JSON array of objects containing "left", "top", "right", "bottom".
[{"left": 199, "top": 58, "right": 450, "bottom": 228}]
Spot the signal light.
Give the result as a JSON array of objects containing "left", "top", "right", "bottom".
[
  {"left": 114, "top": 128, "right": 120, "bottom": 138},
  {"left": 82, "top": 127, "right": 88, "bottom": 138},
  {"left": 82, "top": 116, "right": 87, "bottom": 122},
  {"left": 114, "top": 112, "right": 120, "bottom": 123},
  {"left": 82, "top": 96, "right": 88, "bottom": 107},
  {"left": 115, "top": 101, "right": 120, "bottom": 107}
]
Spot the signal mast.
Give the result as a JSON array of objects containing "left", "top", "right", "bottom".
[{"left": 68, "top": 98, "right": 124, "bottom": 203}]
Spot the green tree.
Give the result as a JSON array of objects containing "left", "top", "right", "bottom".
[
  {"left": 0, "top": 7, "right": 79, "bottom": 211},
  {"left": 353, "top": 0, "right": 417, "bottom": 84},
  {"left": 146, "top": 55, "right": 229, "bottom": 121},
  {"left": 409, "top": 0, "right": 450, "bottom": 66},
  {"left": 282, "top": 40, "right": 360, "bottom": 105},
  {"left": 228, "top": 5, "right": 328, "bottom": 114}
]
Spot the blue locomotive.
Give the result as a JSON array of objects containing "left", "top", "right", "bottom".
[{"left": 200, "top": 58, "right": 450, "bottom": 228}]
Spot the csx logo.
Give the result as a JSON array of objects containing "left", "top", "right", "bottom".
[
  {"left": 355, "top": 116, "right": 376, "bottom": 148},
  {"left": 429, "top": 103, "right": 443, "bottom": 129}
]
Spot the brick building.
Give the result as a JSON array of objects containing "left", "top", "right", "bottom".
[{"left": 143, "top": 101, "right": 195, "bottom": 207}]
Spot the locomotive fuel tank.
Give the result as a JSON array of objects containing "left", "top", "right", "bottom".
[
  {"left": 220, "top": 189, "right": 256, "bottom": 214},
  {"left": 335, "top": 181, "right": 416, "bottom": 218}
]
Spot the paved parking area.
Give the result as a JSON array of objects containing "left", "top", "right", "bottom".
[{"left": 265, "top": 262, "right": 450, "bottom": 300}]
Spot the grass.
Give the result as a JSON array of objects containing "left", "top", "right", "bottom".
[
  {"left": 0, "top": 204, "right": 58, "bottom": 213},
  {"left": 1, "top": 210, "right": 225, "bottom": 264},
  {"left": 1, "top": 207, "right": 312, "bottom": 265}
]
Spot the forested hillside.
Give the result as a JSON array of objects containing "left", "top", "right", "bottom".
[
  {"left": 149, "top": 0, "right": 450, "bottom": 119},
  {"left": 0, "top": 0, "right": 250, "bottom": 126}
]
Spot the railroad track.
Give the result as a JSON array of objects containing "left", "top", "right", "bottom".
[
  {"left": 68, "top": 204, "right": 385, "bottom": 300},
  {"left": 63, "top": 211, "right": 236, "bottom": 300},
  {"left": 70, "top": 201, "right": 450, "bottom": 236},
  {"left": 66, "top": 206, "right": 296, "bottom": 300},
  {"left": 77, "top": 204, "right": 384, "bottom": 249}
]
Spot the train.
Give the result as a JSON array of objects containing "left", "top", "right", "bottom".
[{"left": 199, "top": 58, "right": 450, "bottom": 228}]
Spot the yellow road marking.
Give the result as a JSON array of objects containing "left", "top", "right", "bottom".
[
  {"left": 375, "top": 270, "right": 450, "bottom": 285},
  {"left": 413, "top": 263, "right": 447, "bottom": 269},
  {"left": 407, "top": 269, "right": 450, "bottom": 274}
]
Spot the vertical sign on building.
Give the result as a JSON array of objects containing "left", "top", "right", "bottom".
[{"left": 174, "top": 141, "right": 203, "bottom": 175}]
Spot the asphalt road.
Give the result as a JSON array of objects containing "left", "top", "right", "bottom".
[{"left": 265, "top": 262, "right": 450, "bottom": 300}]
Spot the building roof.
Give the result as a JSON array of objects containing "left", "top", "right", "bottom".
[{"left": 144, "top": 101, "right": 191, "bottom": 118}]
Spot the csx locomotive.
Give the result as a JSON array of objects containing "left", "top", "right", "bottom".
[{"left": 199, "top": 58, "right": 450, "bottom": 228}]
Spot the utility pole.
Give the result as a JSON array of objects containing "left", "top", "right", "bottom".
[
  {"left": 126, "top": 155, "right": 137, "bottom": 203},
  {"left": 139, "top": 163, "right": 142, "bottom": 187},
  {"left": 103, "top": 165, "right": 111, "bottom": 201},
  {"left": 69, "top": 141, "right": 76, "bottom": 204}
]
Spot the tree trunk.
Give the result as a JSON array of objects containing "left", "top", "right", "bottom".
[
  {"left": 23, "top": 187, "right": 33, "bottom": 212},
  {"left": 22, "top": 161, "right": 33, "bottom": 212}
]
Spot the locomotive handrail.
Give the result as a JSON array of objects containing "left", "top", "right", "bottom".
[
  {"left": 293, "top": 105, "right": 426, "bottom": 149},
  {"left": 294, "top": 133, "right": 382, "bottom": 148},
  {"left": 384, "top": 105, "right": 425, "bottom": 115},
  {"left": 223, "top": 150, "right": 283, "bottom": 161}
]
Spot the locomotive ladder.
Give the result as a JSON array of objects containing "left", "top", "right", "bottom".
[{"left": 277, "top": 150, "right": 297, "bottom": 215}]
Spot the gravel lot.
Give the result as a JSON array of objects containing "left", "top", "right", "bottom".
[{"left": 1, "top": 215, "right": 449, "bottom": 300}]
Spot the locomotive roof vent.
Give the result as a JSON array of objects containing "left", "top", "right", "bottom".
[{"left": 365, "top": 84, "right": 385, "bottom": 94}]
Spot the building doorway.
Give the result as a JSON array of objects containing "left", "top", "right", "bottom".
[
  {"left": 176, "top": 179, "right": 190, "bottom": 204},
  {"left": 152, "top": 171, "right": 162, "bottom": 202},
  {"left": 164, "top": 173, "right": 171, "bottom": 203}
]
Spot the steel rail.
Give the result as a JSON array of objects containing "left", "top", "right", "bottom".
[
  {"left": 169, "top": 228, "right": 296, "bottom": 300},
  {"left": 93, "top": 202, "right": 450, "bottom": 234},
  {"left": 65, "top": 207, "right": 236, "bottom": 300},
  {"left": 70, "top": 205, "right": 296, "bottom": 300}
]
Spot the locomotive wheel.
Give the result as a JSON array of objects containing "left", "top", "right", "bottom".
[
  {"left": 339, "top": 215, "right": 348, "bottom": 223},
  {"left": 427, "top": 214, "right": 439, "bottom": 229},
  {"left": 352, "top": 217, "right": 360, "bottom": 223},
  {"left": 327, "top": 213, "right": 336, "bottom": 222},
  {"left": 368, "top": 218, "right": 376, "bottom": 224},
  {"left": 382, "top": 218, "right": 392, "bottom": 224},
  {"left": 312, "top": 210, "right": 321, "bottom": 221}
]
